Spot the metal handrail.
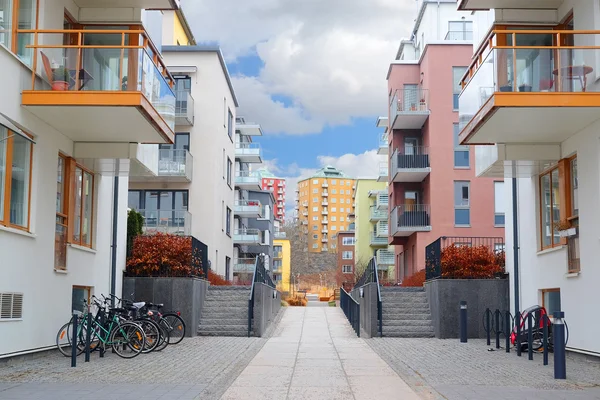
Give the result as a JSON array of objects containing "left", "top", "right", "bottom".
[
  {"left": 353, "top": 257, "right": 383, "bottom": 337},
  {"left": 340, "top": 287, "right": 360, "bottom": 337},
  {"left": 247, "top": 255, "right": 275, "bottom": 337}
]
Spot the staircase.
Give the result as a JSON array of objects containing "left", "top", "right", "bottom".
[
  {"left": 197, "top": 286, "right": 252, "bottom": 337},
  {"left": 380, "top": 287, "right": 434, "bottom": 338}
]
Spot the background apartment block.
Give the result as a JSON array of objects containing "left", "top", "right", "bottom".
[
  {"left": 129, "top": 44, "right": 237, "bottom": 280},
  {"left": 459, "top": 0, "right": 599, "bottom": 356},
  {"left": 296, "top": 166, "right": 355, "bottom": 253},
  {"left": 386, "top": 0, "right": 504, "bottom": 280},
  {"left": 273, "top": 238, "right": 291, "bottom": 296},
  {"left": 259, "top": 169, "right": 286, "bottom": 221},
  {"left": 0, "top": 0, "right": 186, "bottom": 356},
  {"left": 336, "top": 231, "right": 356, "bottom": 290}
]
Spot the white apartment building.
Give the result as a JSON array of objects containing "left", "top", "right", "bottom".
[
  {"left": 460, "top": 0, "right": 600, "bottom": 356},
  {"left": 0, "top": 0, "right": 179, "bottom": 356},
  {"left": 129, "top": 45, "right": 238, "bottom": 279}
]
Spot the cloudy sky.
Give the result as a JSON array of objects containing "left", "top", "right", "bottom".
[{"left": 182, "top": 0, "right": 416, "bottom": 212}]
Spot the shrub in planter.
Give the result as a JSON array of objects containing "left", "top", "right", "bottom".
[
  {"left": 401, "top": 270, "right": 426, "bottom": 287},
  {"left": 440, "top": 244, "right": 504, "bottom": 279},
  {"left": 207, "top": 270, "right": 231, "bottom": 286},
  {"left": 126, "top": 232, "right": 203, "bottom": 277}
]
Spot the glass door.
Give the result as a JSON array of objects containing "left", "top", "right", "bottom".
[
  {"left": 404, "top": 138, "right": 419, "bottom": 155},
  {"left": 403, "top": 84, "right": 418, "bottom": 111}
]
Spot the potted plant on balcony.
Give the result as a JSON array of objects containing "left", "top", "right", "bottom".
[
  {"left": 518, "top": 81, "right": 532, "bottom": 92},
  {"left": 52, "top": 66, "right": 70, "bottom": 91},
  {"left": 122, "top": 76, "right": 128, "bottom": 91},
  {"left": 499, "top": 81, "right": 513, "bottom": 92},
  {"left": 554, "top": 219, "right": 577, "bottom": 238}
]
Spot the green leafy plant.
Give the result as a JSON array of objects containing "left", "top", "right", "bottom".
[{"left": 126, "top": 209, "right": 144, "bottom": 256}]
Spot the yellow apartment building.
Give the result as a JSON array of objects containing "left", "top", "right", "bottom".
[
  {"left": 273, "top": 239, "right": 291, "bottom": 295},
  {"left": 296, "top": 166, "right": 355, "bottom": 253},
  {"left": 160, "top": 8, "right": 196, "bottom": 46}
]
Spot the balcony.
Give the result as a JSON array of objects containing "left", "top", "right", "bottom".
[
  {"left": 277, "top": 189, "right": 283, "bottom": 194},
  {"left": 390, "top": 147, "right": 431, "bottom": 183},
  {"left": 458, "top": 0, "right": 562, "bottom": 10},
  {"left": 302, "top": 211, "right": 308, "bottom": 216},
  {"left": 377, "top": 249, "right": 395, "bottom": 266},
  {"left": 322, "top": 209, "right": 329, "bottom": 215},
  {"left": 235, "top": 143, "right": 262, "bottom": 163},
  {"left": 389, "top": 88, "right": 430, "bottom": 130},
  {"left": 378, "top": 132, "right": 389, "bottom": 155},
  {"left": 378, "top": 162, "right": 388, "bottom": 182},
  {"left": 348, "top": 223, "right": 356, "bottom": 231},
  {"left": 370, "top": 206, "right": 387, "bottom": 221},
  {"left": 321, "top": 191, "right": 329, "bottom": 197},
  {"left": 459, "top": 29, "right": 600, "bottom": 149},
  {"left": 322, "top": 219, "right": 329, "bottom": 224},
  {"left": 445, "top": 30, "right": 473, "bottom": 41},
  {"left": 370, "top": 232, "right": 388, "bottom": 247},
  {"left": 322, "top": 237, "right": 329, "bottom": 243},
  {"left": 21, "top": 29, "right": 175, "bottom": 145},
  {"left": 235, "top": 171, "right": 261, "bottom": 190},
  {"left": 129, "top": 147, "right": 193, "bottom": 183},
  {"left": 376, "top": 191, "right": 389, "bottom": 210},
  {"left": 278, "top": 182, "right": 284, "bottom": 187},
  {"left": 391, "top": 205, "right": 431, "bottom": 237},
  {"left": 138, "top": 209, "right": 191, "bottom": 236},
  {"left": 302, "top": 201, "right": 308, "bottom": 207},
  {"left": 175, "top": 90, "right": 194, "bottom": 126},
  {"left": 322, "top": 247, "right": 329, "bottom": 252},
  {"left": 236, "top": 117, "right": 263, "bottom": 136},
  {"left": 322, "top": 182, "right": 329, "bottom": 188},
  {"left": 234, "top": 200, "right": 262, "bottom": 218},
  {"left": 233, "top": 229, "right": 261, "bottom": 245},
  {"left": 233, "top": 258, "right": 256, "bottom": 273},
  {"left": 322, "top": 228, "right": 328, "bottom": 234},
  {"left": 322, "top": 201, "right": 329, "bottom": 206},
  {"left": 376, "top": 221, "right": 389, "bottom": 237}
]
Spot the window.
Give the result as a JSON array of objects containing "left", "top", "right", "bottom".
[
  {"left": 313, "top": 197, "right": 318, "bottom": 202},
  {"left": 494, "top": 181, "right": 505, "bottom": 226},
  {"left": 330, "top": 216, "right": 336, "bottom": 222},
  {"left": 342, "top": 251, "right": 353, "bottom": 259},
  {"left": 346, "top": 181, "right": 351, "bottom": 185},
  {"left": 342, "top": 237, "right": 355, "bottom": 246},
  {"left": 332, "top": 189, "right": 337, "bottom": 194},
  {"left": 331, "top": 226, "right": 337, "bottom": 231},
  {"left": 454, "top": 181, "right": 470, "bottom": 226},
  {"left": 312, "top": 243, "right": 318, "bottom": 249},
  {"left": 72, "top": 286, "right": 90, "bottom": 313},
  {"left": 312, "top": 207, "right": 318, "bottom": 212},
  {"left": 332, "top": 179, "right": 337, "bottom": 185},
  {"left": 571, "top": 157, "right": 578, "bottom": 217},
  {"left": 340, "top": 217, "right": 345, "bottom": 222},
  {"left": 313, "top": 216, "right": 318, "bottom": 221},
  {"left": 72, "top": 166, "right": 94, "bottom": 247},
  {"left": 0, "top": 0, "right": 37, "bottom": 64},
  {"left": 313, "top": 179, "right": 318, "bottom": 184},
  {"left": 225, "top": 257, "right": 231, "bottom": 280},
  {"left": 313, "top": 234, "right": 318, "bottom": 239},
  {"left": 227, "top": 109, "right": 233, "bottom": 139},
  {"left": 227, "top": 158, "right": 232, "bottom": 187},
  {"left": 332, "top": 207, "right": 337, "bottom": 212},
  {"left": 331, "top": 198, "right": 337, "bottom": 203},
  {"left": 226, "top": 207, "right": 231, "bottom": 236},
  {"left": 452, "top": 67, "right": 467, "bottom": 110},
  {"left": 222, "top": 149, "right": 225, "bottom": 179},
  {"left": 55, "top": 156, "right": 67, "bottom": 270},
  {"left": 542, "top": 289, "right": 561, "bottom": 318},
  {"left": 346, "top": 190, "right": 350, "bottom": 195},
  {"left": 0, "top": 127, "right": 32, "bottom": 230},
  {"left": 313, "top": 189, "right": 318, "bottom": 194},
  {"left": 342, "top": 265, "right": 352, "bottom": 273},
  {"left": 453, "top": 123, "right": 469, "bottom": 168},
  {"left": 540, "top": 168, "right": 560, "bottom": 249},
  {"left": 447, "top": 21, "right": 473, "bottom": 40},
  {"left": 313, "top": 225, "right": 318, "bottom": 230},
  {"left": 346, "top": 199, "right": 350, "bottom": 204}
]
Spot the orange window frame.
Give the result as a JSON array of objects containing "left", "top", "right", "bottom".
[
  {"left": 69, "top": 163, "right": 94, "bottom": 248},
  {"left": 1, "top": 129, "right": 33, "bottom": 231}
]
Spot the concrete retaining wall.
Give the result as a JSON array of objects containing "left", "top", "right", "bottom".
[
  {"left": 253, "top": 284, "right": 282, "bottom": 337},
  {"left": 351, "top": 283, "right": 379, "bottom": 338},
  {"left": 123, "top": 277, "right": 209, "bottom": 337},
  {"left": 424, "top": 279, "right": 509, "bottom": 339}
]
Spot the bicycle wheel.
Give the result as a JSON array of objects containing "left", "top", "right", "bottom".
[
  {"left": 154, "top": 322, "right": 170, "bottom": 352},
  {"left": 110, "top": 322, "right": 146, "bottom": 359},
  {"left": 56, "top": 320, "right": 84, "bottom": 357},
  {"left": 136, "top": 319, "right": 160, "bottom": 354},
  {"left": 160, "top": 313, "right": 186, "bottom": 344}
]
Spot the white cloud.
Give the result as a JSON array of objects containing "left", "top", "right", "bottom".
[{"left": 182, "top": 0, "right": 416, "bottom": 135}]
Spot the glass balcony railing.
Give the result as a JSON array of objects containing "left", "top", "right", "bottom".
[
  {"left": 370, "top": 232, "right": 388, "bottom": 246},
  {"left": 234, "top": 200, "right": 262, "bottom": 216},
  {"left": 235, "top": 142, "right": 262, "bottom": 160},
  {"left": 233, "top": 229, "right": 261, "bottom": 243},
  {"left": 379, "top": 162, "right": 388, "bottom": 178},
  {"left": 22, "top": 29, "right": 176, "bottom": 132},
  {"left": 175, "top": 90, "right": 194, "bottom": 125},
  {"left": 445, "top": 30, "right": 473, "bottom": 41},
  {"left": 233, "top": 258, "right": 256, "bottom": 273},
  {"left": 158, "top": 149, "right": 193, "bottom": 180},
  {"left": 376, "top": 249, "right": 395, "bottom": 266},
  {"left": 235, "top": 171, "right": 261, "bottom": 186},
  {"left": 138, "top": 209, "right": 191, "bottom": 235},
  {"left": 370, "top": 206, "right": 387, "bottom": 221}
]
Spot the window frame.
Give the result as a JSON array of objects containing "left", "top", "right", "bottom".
[
  {"left": 0, "top": 127, "right": 34, "bottom": 231},
  {"left": 225, "top": 207, "right": 231, "bottom": 236},
  {"left": 453, "top": 123, "right": 469, "bottom": 168},
  {"left": 226, "top": 157, "right": 232, "bottom": 188},
  {"left": 342, "top": 265, "right": 352, "bottom": 273},
  {"left": 342, "top": 251, "right": 353, "bottom": 260},
  {"left": 454, "top": 181, "right": 470, "bottom": 227},
  {"left": 69, "top": 163, "right": 95, "bottom": 248},
  {"left": 452, "top": 66, "right": 468, "bottom": 110},
  {"left": 539, "top": 165, "right": 563, "bottom": 250},
  {"left": 494, "top": 181, "right": 505, "bottom": 227}
]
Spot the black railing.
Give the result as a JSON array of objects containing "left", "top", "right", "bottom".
[
  {"left": 340, "top": 288, "right": 360, "bottom": 337},
  {"left": 425, "top": 236, "right": 505, "bottom": 280},
  {"left": 393, "top": 147, "right": 430, "bottom": 169},
  {"left": 353, "top": 257, "right": 383, "bottom": 337},
  {"left": 247, "top": 256, "right": 275, "bottom": 337},
  {"left": 191, "top": 236, "right": 209, "bottom": 278}
]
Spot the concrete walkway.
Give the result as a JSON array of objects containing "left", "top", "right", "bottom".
[{"left": 221, "top": 307, "right": 420, "bottom": 400}]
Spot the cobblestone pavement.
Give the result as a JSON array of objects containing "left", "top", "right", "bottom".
[
  {"left": 0, "top": 336, "right": 266, "bottom": 400},
  {"left": 368, "top": 338, "right": 600, "bottom": 400}
]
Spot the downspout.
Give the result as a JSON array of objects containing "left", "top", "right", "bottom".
[
  {"left": 110, "top": 174, "right": 119, "bottom": 307},
  {"left": 511, "top": 177, "right": 520, "bottom": 316},
  {"left": 437, "top": 1, "right": 441, "bottom": 40}
]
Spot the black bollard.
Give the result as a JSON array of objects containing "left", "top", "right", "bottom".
[
  {"left": 460, "top": 301, "right": 467, "bottom": 343},
  {"left": 485, "top": 308, "right": 491, "bottom": 346},
  {"left": 527, "top": 312, "right": 533, "bottom": 361},
  {"left": 495, "top": 309, "right": 501, "bottom": 349},
  {"left": 505, "top": 311, "right": 511, "bottom": 353},
  {"left": 543, "top": 315, "right": 549, "bottom": 366},
  {"left": 516, "top": 312, "right": 522, "bottom": 357},
  {"left": 553, "top": 311, "right": 566, "bottom": 379},
  {"left": 71, "top": 314, "right": 78, "bottom": 367},
  {"left": 85, "top": 312, "right": 92, "bottom": 362}
]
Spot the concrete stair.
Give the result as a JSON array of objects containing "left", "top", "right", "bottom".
[
  {"left": 380, "top": 287, "right": 434, "bottom": 338},
  {"left": 197, "top": 286, "right": 252, "bottom": 337}
]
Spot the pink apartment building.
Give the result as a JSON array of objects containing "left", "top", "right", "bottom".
[{"left": 387, "top": 35, "right": 505, "bottom": 280}]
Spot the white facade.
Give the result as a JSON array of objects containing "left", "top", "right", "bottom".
[
  {"left": 468, "top": 0, "right": 600, "bottom": 356},
  {"left": 129, "top": 47, "right": 237, "bottom": 279}
]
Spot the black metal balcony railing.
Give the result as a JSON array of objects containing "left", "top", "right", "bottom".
[
  {"left": 393, "top": 147, "right": 430, "bottom": 169},
  {"left": 393, "top": 204, "right": 431, "bottom": 229}
]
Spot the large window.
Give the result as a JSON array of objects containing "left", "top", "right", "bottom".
[
  {"left": 454, "top": 181, "right": 470, "bottom": 226},
  {"left": 226, "top": 207, "right": 231, "bottom": 236},
  {"left": 342, "top": 251, "right": 353, "bottom": 260},
  {"left": 128, "top": 189, "right": 188, "bottom": 232},
  {"left": 72, "top": 166, "right": 94, "bottom": 247},
  {"left": 453, "top": 123, "right": 469, "bottom": 168},
  {"left": 227, "top": 157, "right": 232, "bottom": 187},
  {"left": 0, "top": 0, "right": 37, "bottom": 64},
  {"left": 0, "top": 126, "right": 32, "bottom": 230},
  {"left": 342, "top": 265, "right": 352, "bottom": 273},
  {"left": 227, "top": 109, "right": 233, "bottom": 140},
  {"left": 542, "top": 288, "right": 561, "bottom": 317},
  {"left": 447, "top": 21, "right": 473, "bottom": 40},
  {"left": 452, "top": 67, "right": 468, "bottom": 110},
  {"left": 342, "top": 237, "right": 355, "bottom": 246},
  {"left": 55, "top": 156, "right": 68, "bottom": 270},
  {"left": 494, "top": 181, "right": 505, "bottom": 226},
  {"left": 540, "top": 167, "right": 560, "bottom": 249}
]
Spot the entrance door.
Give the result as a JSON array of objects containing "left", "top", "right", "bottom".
[{"left": 404, "top": 137, "right": 419, "bottom": 155}]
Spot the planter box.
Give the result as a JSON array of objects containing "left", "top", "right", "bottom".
[
  {"left": 123, "top": 277, "right": 209, "bottom": 337},
  {"left": 424, "top": 279, "right": 509, "bottom": 339}
]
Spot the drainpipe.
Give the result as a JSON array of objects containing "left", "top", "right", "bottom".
[
  {"left": 110, "top": 175, "right": 119, "bottom": 307},
  {"left": 511, "top": 177, "right": 520, "bottom": 316}
]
